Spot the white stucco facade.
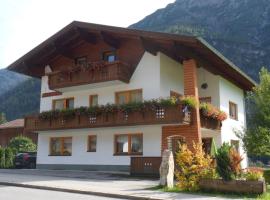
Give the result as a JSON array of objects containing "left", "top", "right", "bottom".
[{"left": 37, "top": 125, "right": 162, "bottom": 168}]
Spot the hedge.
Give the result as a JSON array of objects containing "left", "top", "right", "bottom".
[{"left": 264, "top": 169, "right": 270, "bottom": 184}]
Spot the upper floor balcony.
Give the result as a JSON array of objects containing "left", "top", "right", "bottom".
[{"left": 48, "top": 60, "right": 132, "bottom": 92}]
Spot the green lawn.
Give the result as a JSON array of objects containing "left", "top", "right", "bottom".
[{"left": 149, "top": 184, "right": 270, "bottom": 199}]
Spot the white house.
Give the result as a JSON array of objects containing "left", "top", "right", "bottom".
[{"left": 8, "top": 21, "right": 255, "bottom": 174}]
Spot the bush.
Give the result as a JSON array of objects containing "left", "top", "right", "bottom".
[
  {"left": 8, "top": 136, "right": 36, "bottom": 153},
  {"left": 4, "top": 147, "right": 14, "bottom": 168},
  {"left": 264, "top": 169, "right": 270, "bottom": 184},
  {"left": 215, "top": 143, "right": 244, "bottom": 181},
  {"left": 245, "top": 167, "right": 264, "bottom": 181},
  {"left": 175, "top": 142, "right": 214, "bottom": 191},
  {"left": 0, "top": 148, "right": 5, "bottom": 168},
  {"left": 216, "top": 143, "right": 233, "bottom": 181},
  {"left": 229, "top": 148, "right": 243, "bottom": 177}
]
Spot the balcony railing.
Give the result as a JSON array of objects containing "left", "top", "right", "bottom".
[
  {"left": 48, "top": 61, "right": 132, "bottom": 90},
  {"left": 25, "top": 105, "right": 191, "bottom": 131},
  {"left": 200, "top": 113, "right": 222, "bottom": 130}
]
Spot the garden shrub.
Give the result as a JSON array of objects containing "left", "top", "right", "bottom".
[
  {"left": 175, "top": 142, "right": 214, "bottom": 191},
  {"left": 229, "top": 148, "right": 243, "bottom": 178},
  {"left": 8, "top": 136, "right": 36, "bottom": 153},
  {"left": 216, "top": 143, "right": 244, "bottom": 180},
  {"left": 4, "top": 147, "right": 14, "bottom": 168},
  {"left": 264, "top": 169, "right": 270, "bottom": 184},
  {"left": 0, "top": 147, "right": 5, "bottom": 168},
  {"left": 245, "top": 167, "right": 264, "bottom": 181},
  {"left": 216, "top": 143, "right": 233, "bottom": 181}
]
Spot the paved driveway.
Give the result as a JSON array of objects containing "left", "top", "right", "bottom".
[
  {"left": 0, "top": 186, "right": 125, "bottom": 200},
  {"left": 0, "top": 169, "right": 233, "bottom": 200}
]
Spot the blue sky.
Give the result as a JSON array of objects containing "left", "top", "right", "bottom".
[{"left": 0, "top": 0, "right": 174, "bottom": 69}]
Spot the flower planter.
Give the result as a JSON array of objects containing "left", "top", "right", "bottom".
[
  {"left": 200, "top": 114, "right": 221, "bottom": 130},
  {"left": 199, "top": 178, "right": 266, "bottom": 194}
]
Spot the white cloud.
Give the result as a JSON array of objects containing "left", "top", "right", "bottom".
[{"left": 0, "top": 0, "right": 174, "bottom": 68}]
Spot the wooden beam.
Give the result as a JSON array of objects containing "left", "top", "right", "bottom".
[
  {"left": 174, "top": 43, "right": 220, "bottom": 75},
  {"left": 76, "top": 28, "right": 97, "bottom": 44},
  {"left": 140, "top": 37, "right": 158, "bottom": 56},
  {"left": 51, "top": 42, "right": 73, "bottom": 59},
  {"left": 101, "top": 31, "right": 120, "bottom": 49}
]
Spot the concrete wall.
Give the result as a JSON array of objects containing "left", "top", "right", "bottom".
[{"left": 37, "top": 125, "right": 162, "bottom": 167}]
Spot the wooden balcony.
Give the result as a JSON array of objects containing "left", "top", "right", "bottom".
[
  {"left": 200, "top": 113, "right": 222, "bottom": 130},
  {"left": 25, "top": 105, "right": 191, "bottom": 131},
  {"left": 48, "top": 61, "right": 132, "bottom": 90}
]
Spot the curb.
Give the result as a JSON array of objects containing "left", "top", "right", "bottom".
[{"left": 0, "top": 181, "right": 162, "bottom": 200}]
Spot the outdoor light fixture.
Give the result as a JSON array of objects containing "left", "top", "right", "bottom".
[{"left": 201, "top": 83, "right": 208, "bottom": 89}]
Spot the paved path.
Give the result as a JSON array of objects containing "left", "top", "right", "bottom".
[
  {"left": 0, "top": 186, "right": 125, "bottom": 200},
  {"left": 0, "top": 169, "right": 235, "bottom": 200}
]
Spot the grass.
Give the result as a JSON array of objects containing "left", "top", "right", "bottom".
[{"left": 148, "top": 184, "right": 270, "bottom": 199}]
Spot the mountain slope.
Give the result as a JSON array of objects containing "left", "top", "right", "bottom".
[
  {"left": 0, "top": 78, "right": 41, "bottom": 121},
  {"left": 0, "top": 69, "right": 28, "bottom": 95},
  {"left": 130, "top": 0, "right": 270, "bottom": 81}
]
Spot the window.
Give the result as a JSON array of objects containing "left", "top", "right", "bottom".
[
  {"left": 170, "top": 91, "right": 183, "bottom": 99},
  {"left": 114, "top": 134, "right": 143, "bottom": 155},
  {"left": 87, "top": 135, "right": 97, "bottom": 152},
  {"left": 115, "top": 89, "right": 142, "bottom": 104},
  {"left": 202, "top": 138, "right": 212, "bottom": 155},
  {"left": 50, "top": 137, "right": 72, "bottom": 156},
  {"left": 53, "top": 98, "right": 74, "bottom": 110},
  {"left": 75, "top": 56, "right": 87, "bottom": 66},
  {"left": 229, "top": 101, "right": 238, "bottom": 120},
  {"left": 89, "top": 95, "right": 98, "bottom": 107},
  {"left": 231, "top": 140, "right": 240, "bottom": 153},
  {"left": 103, "top": 51, "right": 116, "bottom": 62},
  {"left": 199, "top": 97, "right": 212, "bottom": 104}
]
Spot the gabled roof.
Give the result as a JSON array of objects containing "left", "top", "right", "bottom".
[
  {"left": 0, "top": 119, "right": 24, "bottom": 129},
  {"left": 7, "top": 21, "right": 256, "bottom": 90}
]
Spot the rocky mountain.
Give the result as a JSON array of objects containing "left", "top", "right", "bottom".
[{"left": 130, "top": 0, "right": 270, "bottom": 81}]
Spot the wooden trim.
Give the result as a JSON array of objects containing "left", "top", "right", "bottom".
[
  {"left": 229, "top": 101, "right": 238, "bottom": 120},
  {"left": 114, "top": 133, "right": 143, "bottom": 156},
  {"left": 52, "top": 97, "right": 74, "bottom": 110},
  {"left": 42, "top": 91, "right": 62, "bottom": 98},
  {"left": 89, "top": 95, "right": 98, "bottom": 107},
  {"left": 115, "top": 89, "right": 142, "bottom": 104},
  {"left": 49, "top": 137, "right": 72, "bottom": 156},
  {"left": 87, "top": 135, "right": 97, "bottom": 152},
  {"left": 199, "top": 96, "right": 212, "bottom": 103}
]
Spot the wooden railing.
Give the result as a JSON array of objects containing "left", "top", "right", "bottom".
[
  {"left": 200, "top": 113, "right": 222, "bottom": 130},
  {"left": 130, "top": 157, "right": 162, "bottom": 176},
  {"left": 48, "top": 61, "right": 132, "bottom": 90},
  {"left": 25, "top": 105, "right": 191, "bottom": 131}
]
